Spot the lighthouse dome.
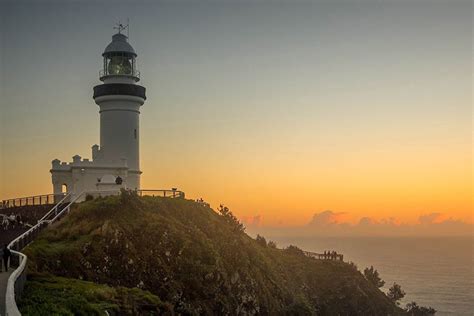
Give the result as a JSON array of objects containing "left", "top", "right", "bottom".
[{"left": 103, "top": 33, "right": 136, "bottom": 57}]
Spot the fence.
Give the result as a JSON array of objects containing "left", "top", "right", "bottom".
[
  {"left": 303, "top": 250, "right": 344, "bottom": 262},
  {"left": 1, "top": 189, "right": 185, "bottom": 210},
  {"left": 1, "top": 193, "right": 66, "bottom": 209},
  {"left": 137, "top": 189, "right": 185, "bottom": 199}
]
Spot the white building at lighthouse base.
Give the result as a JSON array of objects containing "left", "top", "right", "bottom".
[{"left": 50, "top": 145, "right": 140, "bottom": 200}]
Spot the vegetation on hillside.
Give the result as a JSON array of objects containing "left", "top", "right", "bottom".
[
  {"left": 362, "top": 269, "right": 436, "bottom": 315},
  {"left": 20, "top": 192, "right": 409, "bottom": 315},
  {"left": 363, "top": 265, "right": 385, "bottom": 288},
  {"left": 387, "top": 283, "right": 406, "bottom": 306},
  {"left": 19, "top": 274, "right": 171, "bottom": 315}
]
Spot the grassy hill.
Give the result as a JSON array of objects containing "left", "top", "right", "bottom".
[{"left": 20, "top": 192, "right": 404, "bottom": 315}]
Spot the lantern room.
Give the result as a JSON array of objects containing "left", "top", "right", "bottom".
[{"left": 100, "top": 32, "right": 140, "bottom": 82}]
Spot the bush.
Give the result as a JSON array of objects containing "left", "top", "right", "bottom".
[
  {"left": 284, "top": 245, "right": 304, "bottom": 256},
  {"left": 217, "top": 204, "right": 245, "bottom": 232},
  {"left": 256, "top": 234, "right": 267, "bottom": 247},
  {"left": 387, "top": 283, "right": 405, "bottom": 305},
  {"left": 268, "top": 240, "right": 277, "bottom": 249},
  {"left": 405, "top": 302, "right": 437, "bottom": 316},
  {"left": 347, "top": 261, "right": 358, "bottom": 272},
  {"left": 85, "top": 194, "right": 94, "bottom": 202},
  {"left": 119, "top": 189, "right": 141, "bottom": 207},
  {"left": 363, "top": 266, "right": 385, "bottom": 288}
]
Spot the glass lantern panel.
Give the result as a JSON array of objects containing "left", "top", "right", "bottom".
[{"left": 107, "top": 54, "right": 132, "bottom": 75}]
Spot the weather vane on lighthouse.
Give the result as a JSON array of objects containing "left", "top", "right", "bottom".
[{"left": 113, "top": 20, "right": 129, "bottom": 37}]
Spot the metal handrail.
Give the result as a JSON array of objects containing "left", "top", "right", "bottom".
[
  {"left": 1, "top": 193, "right": 65, "bottom": 210},
  {"left": 303, "top": 250, "right": 344, "bottom": 261},
  {"left": 99, "top": 69, "right": 140, "bottom": 79},
  {"left": 5, "top": 249, "right": 24, "bottom": 316},
  {"left": 137, "top": 189, "right": 185, "bottom": 198},
  {"left": 48, "top": 191, "right": 91, "bottom": 223},
  {"left": 38, "top": 192, "right": 72, "bottom": 222}
]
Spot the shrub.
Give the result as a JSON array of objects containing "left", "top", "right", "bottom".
[
  {"left": 284, "top": 245, "right": 304, "bottom": 256},
  {"left": 363, "top": 266, "right": 385, "bottom": 288},
  {"left": 217, "top": 204, "right": 245, "bottom": 232},
  {"left": 405, "top": 302, "right": 437, "bottom": 315},
  {"left": 268, "top": 240, "right": 277, "bottom": 249},
  {"left": 256, "top": 234, "right": 267, "bottom": 247},
  {"left": 119, "top": 189, "right": 140, "bottom": 205},
  {"left": 387, "top": 283, "right": 405, "bottom": 305},
  {"left": 347, "top": 261, "right": 358, "bottom": 271}
]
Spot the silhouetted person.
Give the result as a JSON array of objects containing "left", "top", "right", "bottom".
[{"left": 2, "top": 244, "right": 11, "bottom": 272}]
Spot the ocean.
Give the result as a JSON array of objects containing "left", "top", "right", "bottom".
[{"left": 267, "top": 236, "right": 473, "bottom": 315}]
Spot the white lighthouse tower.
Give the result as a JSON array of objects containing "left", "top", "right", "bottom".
[
  {"left": 50, "top": 26, "right": 146, "bottom": 199},
  {"left": 94, "top": 27, "right": 146, "bottom": 189}
]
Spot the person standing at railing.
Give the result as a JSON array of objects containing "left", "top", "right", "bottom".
[
  {"left": 0, "top": 244, "right": 11, "bottom": 272},
  {"left": 1, "top": 215, "right": 8, "bottom": 230}
]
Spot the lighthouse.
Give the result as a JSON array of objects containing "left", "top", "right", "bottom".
[
  {"left": 50, "top": 26, "right": 146, "bottom": 199},
  {"left": 94, "top": 28, "right": 146, "bottom": 189}
]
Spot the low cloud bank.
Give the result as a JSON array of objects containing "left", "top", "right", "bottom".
[{"left": 245, "top": 211, "right": 473, "bottom": 237}]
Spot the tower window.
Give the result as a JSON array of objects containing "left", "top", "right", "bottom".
[{"left": 134, "top": 129, "right": 137, "bottom": 139}]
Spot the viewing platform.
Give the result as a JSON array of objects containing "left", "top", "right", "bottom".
[{"left": 304, "top": 250, "right": 344, "bottom": 262}]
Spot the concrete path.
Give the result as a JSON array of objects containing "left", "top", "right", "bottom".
[{"left": 0, "top": 269, "right": 13, "bottom": 316}]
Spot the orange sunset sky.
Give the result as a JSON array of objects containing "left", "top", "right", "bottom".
[{"left": 0, "top": 1, "right": 472, "bottom": 227}]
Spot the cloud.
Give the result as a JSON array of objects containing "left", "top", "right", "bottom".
[
  {"left": 292, "top": 212, "right": 472, "bottom": 236},
  {"left": 418, "top": 213, "right": 443, "bottom": 225},
  {"left": 251, "top": 215, "right": 262, "bottom": 227},
  {"left": 245, "top": 211, "right": 473, "bottom": 237},
  {"left": 418, "top": 213, "right": 453, "bottom": 225},
  {"left": 307, "top": 210, "right": 347, "bottom": 226},
  {"left": 358, "top": 217, "right": 377, "bottom": 226}
]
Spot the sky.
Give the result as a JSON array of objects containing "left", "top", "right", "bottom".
[{"left": 0, "top": 0, "right": 472, "bottom": 230}]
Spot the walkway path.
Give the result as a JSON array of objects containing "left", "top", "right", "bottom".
[{"left": 0, "top": 269, "right": 14, "bottom": 316}]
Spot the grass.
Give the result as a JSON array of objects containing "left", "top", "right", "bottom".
[{"left": 18, "top": 273, "right": 171, "bottom": 316}]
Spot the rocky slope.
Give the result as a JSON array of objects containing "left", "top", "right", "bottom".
[{"left": 20, "top": 192, "right": 404, "bottom": 315}]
